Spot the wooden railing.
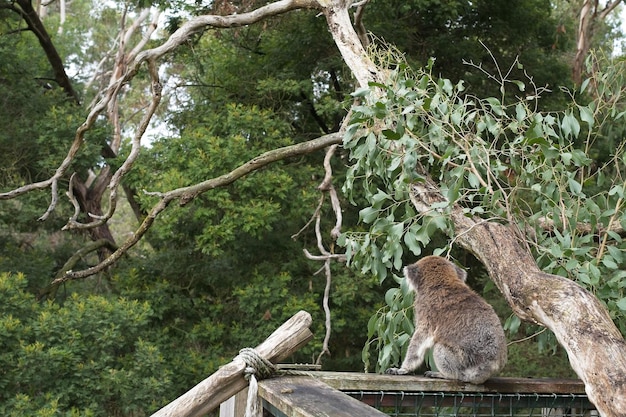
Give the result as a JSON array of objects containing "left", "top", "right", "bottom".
[{"left": 221, "top": 372, "right": 597, "bottom": 417}]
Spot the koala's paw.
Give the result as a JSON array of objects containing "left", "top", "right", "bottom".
[
  {"left": 424, "top": 371, "right": 445, "bottom": 380},
  {"left": 385, "top": 367, "right": 409, "bottom": 375}
]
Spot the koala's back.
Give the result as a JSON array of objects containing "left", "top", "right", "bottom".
[
  {"left": 417, "top": 281, "right": 504, "bottom": 352},
  {"left": 409, "top": 256, "right": 507, "bottom": 381}
]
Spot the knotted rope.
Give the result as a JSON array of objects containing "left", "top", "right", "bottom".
[{"left": 235, "top": 348, "right": 277, "bottom": 417}]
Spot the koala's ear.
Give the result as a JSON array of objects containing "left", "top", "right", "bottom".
[
  {"left": 404, "top": 264, "right": 418, "bottom": 278},
  {"left": 404, "top": 264, "right": 420, "bottom": 290},
  {"left": 454, "top": 265, "right": 467, "bottom": 282}
]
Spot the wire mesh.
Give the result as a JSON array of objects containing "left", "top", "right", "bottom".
[{"left": 344, "top": 391, "right": 597, "bottom": 417}]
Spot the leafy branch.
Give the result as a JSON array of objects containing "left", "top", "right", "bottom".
[{"left": 342, "top": 52, "right": 626, "bottom": 371}]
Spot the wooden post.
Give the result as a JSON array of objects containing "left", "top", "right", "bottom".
[
  {"left": 151, "top": 310, "right": 313, "bottom": 417},
  {"left": 219, "top": 387, "right": 248, "bottom": 417}
]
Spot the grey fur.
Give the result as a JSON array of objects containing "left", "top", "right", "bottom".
[{"left": 386, "top": 255, "right": 507, "bottom": 384}]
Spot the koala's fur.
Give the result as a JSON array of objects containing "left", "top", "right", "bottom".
[{"left": 386, "top": 255, "right": 507, "bottom": 384}]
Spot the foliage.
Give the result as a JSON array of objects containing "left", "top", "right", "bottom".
[
  {"left": 0, "top": 11, "right": 109, "bottom": 287},
  {"left": 0, "top": 272, "right": 172, "bottom": 416},
  {"left": 2, "top": 0, "right": 624, "bottom": 412},
  {"left": 121, "top": 95, "right": 385, "bottom": 369},
  {"left": 342, "top": 53, "right": 626, "bottom": 371},
  {"left": 363, "top": 0, "right": 574, "bottom": 103},
  {"left": 0, "top": 9, "right": 107, "bottom": 191}
]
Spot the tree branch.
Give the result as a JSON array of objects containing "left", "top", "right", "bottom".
[
  {"left": 63, "top": 60, "right": 162, "bottom": 231},
  {"left": 319, "top": 0, "right": 382, "bottom": 88},
  {"left": 52, "top": 132, "right": 342, "bottom": 282},
  {"left": 38, "top": 238, "right": 119, "bottom": 299},
  {"left": 409, "top": 176, "right": 626, "bottom": 416},
  {"left": 296, "top": 144, "right": 347, "bottom": 365},
  {"left": 352, "top": 0, "right": 370, "bottom": 49},
  {"left": 0, "top": 0, "right": 320, "bottom": 212},
  {"left": 14, "top": 0, "right": 79, "bottom": 102}
]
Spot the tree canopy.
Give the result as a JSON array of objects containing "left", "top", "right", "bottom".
[{"left": 1, "top": 0, "right": 626, "bottom": 415}]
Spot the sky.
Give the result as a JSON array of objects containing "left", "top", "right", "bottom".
[{"left": 619, "top": 8, "right": 626, "bottom": 55}]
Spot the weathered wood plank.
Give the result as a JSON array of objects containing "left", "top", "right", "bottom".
[
  {"left": 218, "top": 387, "right": 248, "bottom": 417},
  {"left": 258, "top": 376, "right": 389, "bottom": 417},
  {"left": 305, "top": 371, "right": 587, "bottom": 394},
  {"left": 150, "top": 311, "right": 313, "bottom": 417}
]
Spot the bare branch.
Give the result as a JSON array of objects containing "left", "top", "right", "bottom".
[
  {"left": 0, "top": 0, "right": 320, "bottom": 211},
  {"left": 13, "top": 0, "right": 79, "bottom": 102},
  {"left": 127, "top": 9, "right": 161, "bottom": 63},
  {"left": 136, "top": 0, "right": 318, "bottom": 63},
  {"left": 297, "top": 144, "right": 346, "bottom": 365},
  {"left": 38, "top": 238, "right": 119, "bottom": 300},
  {"left": 352, "top": 0, "right": 369, "bottom": 49},
  {"left": 536, "top": 216, "right": 625, "bottom": 236},
  {"left": 66, "top": 173, "right": 81, "bottom": 222},
  {"left": 64, "top": 60, "right": 163, "bottom": 231},
  {"left": 318, "top": 144, "right": 343, "bottom": 239},
  {"left": 52, "top": 132, "right": 342, "bottom": 282},
  {"left": 303, "top": 250, "right": 346, "bottom": 261},
  {"left": 316, "top": 258, "right": 332, "bottom": 364},
  {"left": 597, "top": 0, "right": 622, "bottom": 20},
  {"left": 319, "top": 0, "right": 381, "bottom": 88}
]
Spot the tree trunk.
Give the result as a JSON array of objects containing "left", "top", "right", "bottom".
[
  {"left": 572, "top": 0, "right": 592, "bottom": 85},
  {"left": 72, "top": 166, "right": 117, "bottom": 261},
  {"left": 408, "top": 178, "right": 626, "bottom": 416},
  {"left": 572, "top": 0, "right": 622, "bottom": 85},
  {"left": 15, "top": 0, "right": 79, "bottom": 102}
]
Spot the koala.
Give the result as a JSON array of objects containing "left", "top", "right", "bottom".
[{"left": 386, "top": 255, "right": 507, "bottom": 384}]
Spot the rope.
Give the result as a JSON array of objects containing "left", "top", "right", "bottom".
[
  {"left": 234, "top": 348, "right": 277, "bottom": 417},
  {"left": 237, "top": 348, "right": 276, "bottom": 380}
]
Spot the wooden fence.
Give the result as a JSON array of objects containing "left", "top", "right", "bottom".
[{"left": 221, "top": 372, "right": 598, "bottom": 417}]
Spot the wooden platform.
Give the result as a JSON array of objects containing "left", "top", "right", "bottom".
[
  {"left": 305, "top": 371, "right": 587, "bottom": 394},
  {"left": 248, "top": 371, "right": 589, "bottom": 417},
  {"left": 259, "top": 375, "right": 388, "bottom": 417}
]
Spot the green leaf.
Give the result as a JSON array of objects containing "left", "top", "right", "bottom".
[
  {"left": 368, "top": 81, "right": 388, "bottom": 89},
  {"left": 578, "top": 105, "right": 594, "bottom": 128},
  {"left": 404, "top": 231, "right": 422, "bottom": 256},
  {"left": 370, "top": 189, "right": 391, "bottom": 207},
  {"left": 609, "top": 184, "right": 624, "bottom": 197},
  {"left": 602, "top": 257, "right": 619, "bottom": 270},
  {"left": 359, "top": 207, "right": 379, "bottom": 224},
  {"left": 485, "top": 97, "right": 505, "bottom": 116},
  {"left": 352, "top": 87, "right": 371, "bottom": 98},
  {"left": 385, "top": 288, "right": 398, "bottom": 307},
  {"left": 382, "top": 128, "right": 403, "bottom": 140},
  {"left": 367, "top": 314, "right": 379, "bottom": 338},
  {"left": 393, "top": 244, "right": 404, "bottom": 270},
  {"left": 515, "top": 103, "right": 526, "bottom": 122},
  {"left": 504, "top": 315, "right": 521, "bottom": 335},
  {"left": 616, "top": 298, "right": 626, "bottom": 311},
  {"left": 388, "top": 222, "right": 404, "bottom": 240},
  {"left": 580, "top": 78, "right": 590, "bottom": 94},
  {"left": 607, "top": 245, "right": 623, "bottom": 263},
  {"left": 568, "top": 178, "right": 583, "bottom": 196},
  {"left": 561, "top": 112, "right": 580, "bottom": 138},
  {"left": 512, "top": 80, "right": 525, "bottom": 92},
  {"left": 467, "top": 171, "right": 481, "bottom": 188}
]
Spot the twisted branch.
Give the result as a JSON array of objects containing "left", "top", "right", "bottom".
[
  {"left": 53, "top": 132, "right": 342, "bottom": 282},
  {"left": 0, "top": 0, "right": 319, "bottom": 216}
]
